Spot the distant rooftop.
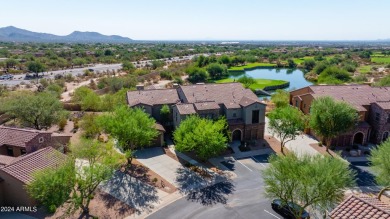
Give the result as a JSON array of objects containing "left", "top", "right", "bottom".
[{"left": 0, "top": 126, "right": 50, "bottom": 148}]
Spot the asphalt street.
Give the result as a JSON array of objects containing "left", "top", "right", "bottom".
[
  {"left": 0, "top": 53, "right": 215, "bottom": 86},
  {"left": 146, "top": 153, "right": 284, "bottom": 219}
]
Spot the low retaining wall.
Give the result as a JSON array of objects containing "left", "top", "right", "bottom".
[
  {"left": 228, "top": 66, "right": 276, "bottom": 72},
  {"left": 263, "top": 81, "right": 290, "bottom": 91},
  {"left": 62, "top": 102, "right": 81, "bottom": 111}
]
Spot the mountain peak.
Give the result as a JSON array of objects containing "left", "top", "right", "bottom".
[{"left": 0, "top": 26, "right": 132, "bottom": 43}]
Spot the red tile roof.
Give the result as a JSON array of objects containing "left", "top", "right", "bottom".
[
  {"left": 0, "top": 147, "right": 67, "bottom": 183},
  {"left": 178, "top": 83, "right": 262, "bottom": 108},
  {"left": 0, "top": 126, "right": 50, "bottom": 148},
  {"left": 194, "top": 101, "right": 220, "bottom": 111},
  {"left": 126, "top": 89, "right": 180, "bottom": 107},
  {"left": 309, "top": 85, "right": 390, "bottom": 112},
  {"left": 376, "top": 101, "right": 390, "bottom": 110},
  {"left": 330, "top": 194, "right": 390, "bottom": 219},
  {"left": 176, "top": 103, "right": 196, "bottom": 115},
  {"left": 0, "top": 155, "right": 16, "bottom": 168}
]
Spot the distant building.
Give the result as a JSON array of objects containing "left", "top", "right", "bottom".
[
  {"left": 290, "top": 85, "right": 390, "bottom": 146},
  {"left": 0, "top": 126, "right": 71, "bottom": 157},
  {"left": 127, "top": 83, "right": 266, "bottom": 142}
]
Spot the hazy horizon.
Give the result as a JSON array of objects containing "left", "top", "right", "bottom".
[{"left": 1, "top": 0, "right": 389, "bottom": 41}]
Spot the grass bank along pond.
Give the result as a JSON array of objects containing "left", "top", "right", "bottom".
[{"left": 216, "top": 66, "right": 313, "bottom": 95}]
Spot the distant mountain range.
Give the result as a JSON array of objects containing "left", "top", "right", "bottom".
[{"left": 0, "top": 26, "right": 132, "bottom": 43}]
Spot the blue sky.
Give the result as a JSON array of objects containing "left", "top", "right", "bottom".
[{"left": 1, "top": 0, "right": 389, "bottom": 40}]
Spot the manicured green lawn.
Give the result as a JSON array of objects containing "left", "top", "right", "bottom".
[
  {"left": 371, "top": 56, "right": 390, "bottom": 64},
  {"left": 293, "top": 56, "right": 314, "bottom": 64},
  {"left": 358, "top": 65, "right": 372, "bottom": 74},
  {"left": 215, "top": 78, "right": 287, "bottom": 91},
  {"left": 228, "top": 62, "right": 276, "bottom": 71},
  {"left": 293, "top": 56, "right": 336, "bottom": 65}
]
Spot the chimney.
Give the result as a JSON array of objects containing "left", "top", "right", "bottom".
[{"left": 136, "top": 85, "right": 144, "bottom": 91}]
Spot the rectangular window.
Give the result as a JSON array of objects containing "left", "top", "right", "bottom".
[
  {"left": 303, "top": 104, "right": 306, "bottom": 109},
  {"left": 295, "top": 100, "right": 298, "bottom": 107},
  {"left": 233, "top": 113, "right": 237, "bottom": 118},
  {"left": 375, "top": 113, "right": 380, "bottom": 122},
  {"left": 21, "top": 149, "right": 26, "bottom": 155},
  {"left": 252, "top": 110, "right": 260, "bottom": 124},
  {"left": 7, "top": 147, "right": 13, "bottom": 156},
  {"left": 387, "top": 114, "right": 390, "bottom": 123}
]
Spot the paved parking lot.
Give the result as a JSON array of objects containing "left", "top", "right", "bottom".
[{"left": 147, "top": 152, "right": 285, "bottom": 219}]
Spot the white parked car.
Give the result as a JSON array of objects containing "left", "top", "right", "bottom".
[{"left": 0, "top": 74, "right": 13, "bottom": 80}]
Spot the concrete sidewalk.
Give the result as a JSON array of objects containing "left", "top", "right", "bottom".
[
  {"left": 135, "top": 148, "right": 182, "bottom": 187},
  {"left": 265, "top": 117, "right": 320, "bottom": 157}
]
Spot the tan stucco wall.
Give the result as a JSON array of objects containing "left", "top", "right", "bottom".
[
  {"left": 243, "top": 103, "right": 266, "bottom": 125},
  {"left": 225, "top": 108, "right": 243, "bottom": 120},
  {"left": 0, "top": 171, "right": 35, "bottom": 207}
]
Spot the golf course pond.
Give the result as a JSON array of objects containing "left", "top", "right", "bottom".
[{"left": 217, "top": 68, "right": 313, "bottom": 94}]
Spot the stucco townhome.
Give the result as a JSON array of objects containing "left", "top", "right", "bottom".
[
  {"left": 290, "top": 85, "right": 390, "bottom": 146},
  {"left": 127, "top": 83, "right": 266, "bottom": 142}
]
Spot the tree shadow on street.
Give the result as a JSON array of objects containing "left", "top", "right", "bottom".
[
  {"left": 100, "top": 171, "right": 159, "bottom": 215},
  {"left": 175, "top": 167, "right": 235, "bottom": 206}
]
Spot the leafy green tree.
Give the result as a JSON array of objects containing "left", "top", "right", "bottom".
[
  {"left": 309, "top": 96, "right": 358, "bottom": 152},
  {"left": 80, "top": 114, "right": 102, "bottom": 138},
  {"left": 104, "top": 49, "right": 114, "bottom": 56},
  {"left": 46, "top": 84, "right": 63, "bottom": 98},
  {"left": 317, "top": 66, "right": 351, "bottom": 84},
  {"left": 287, "top": 59, "right": 297, "bottom": 68},
  {"left": 237, "top": 75, "right": 255, "bottom": 88},
  {"left": 160, "top": 104, "right": 170, "bottom": 126},
  {"left": 2, "top": 92, "right": 67, "bottom": 130},
  {"left": 67, "top": 139, "right": 124, "bottom": 214},
  {"left": 72, "top": 86, "right": 101, "bottom": 111},
  {"left": 100, "top": 88, "right": 129, "bottom": 111},
  {"left": 98, "top": 106, "right": 159, "bottom": 166},
  {"left": 271, "top": 89, "right": 290, "bottom": 108},
  {"left": 206, "top": 63, "right": 228, "bottom": 80},
  {"left": 72, "top": 58, "right": 87, "bottom": 66},
  {"left": 303, "top": 59, "right": 316, "bottom": 71},
  {"left": 27, "top": 61, "right": 46, "bottom": 75},
  {"left": 173, "top": 115, "right": 228, "bottom": 160},
  {"left": 313, "top": 61, "right": 329, "bottom": 75},
  {"left": 186, "top": 66, "right": 208, "bottom": 83},
  {"left": 5, "top": 58, "right": 18, "bottom": 69},
  {"left": 195, "top": 55, "right": 209, "bottom": 67},
  {"left": 218, "top": 55, "right": 231, "bottom": 66},
  {"left": 122, "top": 61, "right": 135, "bottom": 73},
  {"left": 263, "top": 153, "right": 355, "bottom": 218},
  {"left": 268, "top": 106, "right": 305, "bottom": 153},
  {"left": 26, "top": 159, "right": 75, "bottom": 213},
  {"left": 369, "top": 139, "right": 390, "bottom": 200},
  {"left": 151, "top": 60, "right": 165, "bottom": 69}
]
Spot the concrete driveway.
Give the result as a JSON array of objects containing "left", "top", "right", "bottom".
[
  {"left": 265, "top": 117, "right": 320, "bottom": 156},
  {"left": 135, "top": 147, "right": 182, "bottom": 187}
]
